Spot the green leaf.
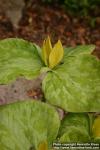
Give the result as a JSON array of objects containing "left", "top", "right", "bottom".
[
  {"left": 57, "top": 113, "right": 100, "bottom": 143},
  {"left": 42, "top": 45, "right": 100, "bottom": 112},
  {"left": 0, "top": 38, "right": 43, "bottom": 84},
  {"left": 0, "top": 100, "right": 60, "bottom": 150},
  {"left": 64, "top": 45, "right": 95, "bottom": 57},
  {"left": 58, "top": 113, "right": 90, "bottom": 142}
]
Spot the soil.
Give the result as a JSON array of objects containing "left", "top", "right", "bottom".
[{"left": 0, "top": 0, "right": 100, "bottom": 105}]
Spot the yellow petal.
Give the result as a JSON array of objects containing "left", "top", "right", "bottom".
[
  {"left": 92, "top": 116, "right": 100, "bottom": 138},
  {"left": 42, "top": 40, "right": 47, "bottom": 65},
  {"left": 45, "top": 36, "right": 52, "bottom": 56},
  {"left": 49, "top": 40, "right": 64, "bottom": 69},
  {"left": 38, "top": 141, "right": 48, "bottom": 150},
  {"left": 42, "top": 36, "right": 52, "bottom": 66}
]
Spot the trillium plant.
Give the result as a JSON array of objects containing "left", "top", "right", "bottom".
[{"left": 0, "top": 37, "right": 100, "bottom": 150}]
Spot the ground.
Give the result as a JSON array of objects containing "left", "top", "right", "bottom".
[{"left": 0, "top": 0, "right": 100, "bottom": 105}]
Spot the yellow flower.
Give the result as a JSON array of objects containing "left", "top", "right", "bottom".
[
  {"left": 42, "top": 36, "right": 64, "bottom": 69},
  {"left": 92, "top": 116, "right": 100, "bottom": 138},
  {"left": 38, "top": 141, "right": 48, "bottom": 150}
]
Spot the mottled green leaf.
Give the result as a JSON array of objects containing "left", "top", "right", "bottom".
[
  {"left": 64, "top": 45, "right": 94, "bottom": 57},
  {"left": 57, "top": 113, "right": 100, "bottom": 143},
  {"left": 0, "top": 100, "right": 60, "bottom": 150},
  {"left": 42, "top": 45, "right": 100, "bottom": 112},
  {"left": 58, "top": 113, "right": 90, "bottom": 142},
  {"left": 0, "top": 38, "right": 43, "bottom": 84}
]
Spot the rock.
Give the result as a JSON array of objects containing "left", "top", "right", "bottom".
[
  {"left": 0, "top": 0, "right": 25, "bottom": 28},
  {"left": 0, "top": 73, "right": 46, "bottom": 105}
]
